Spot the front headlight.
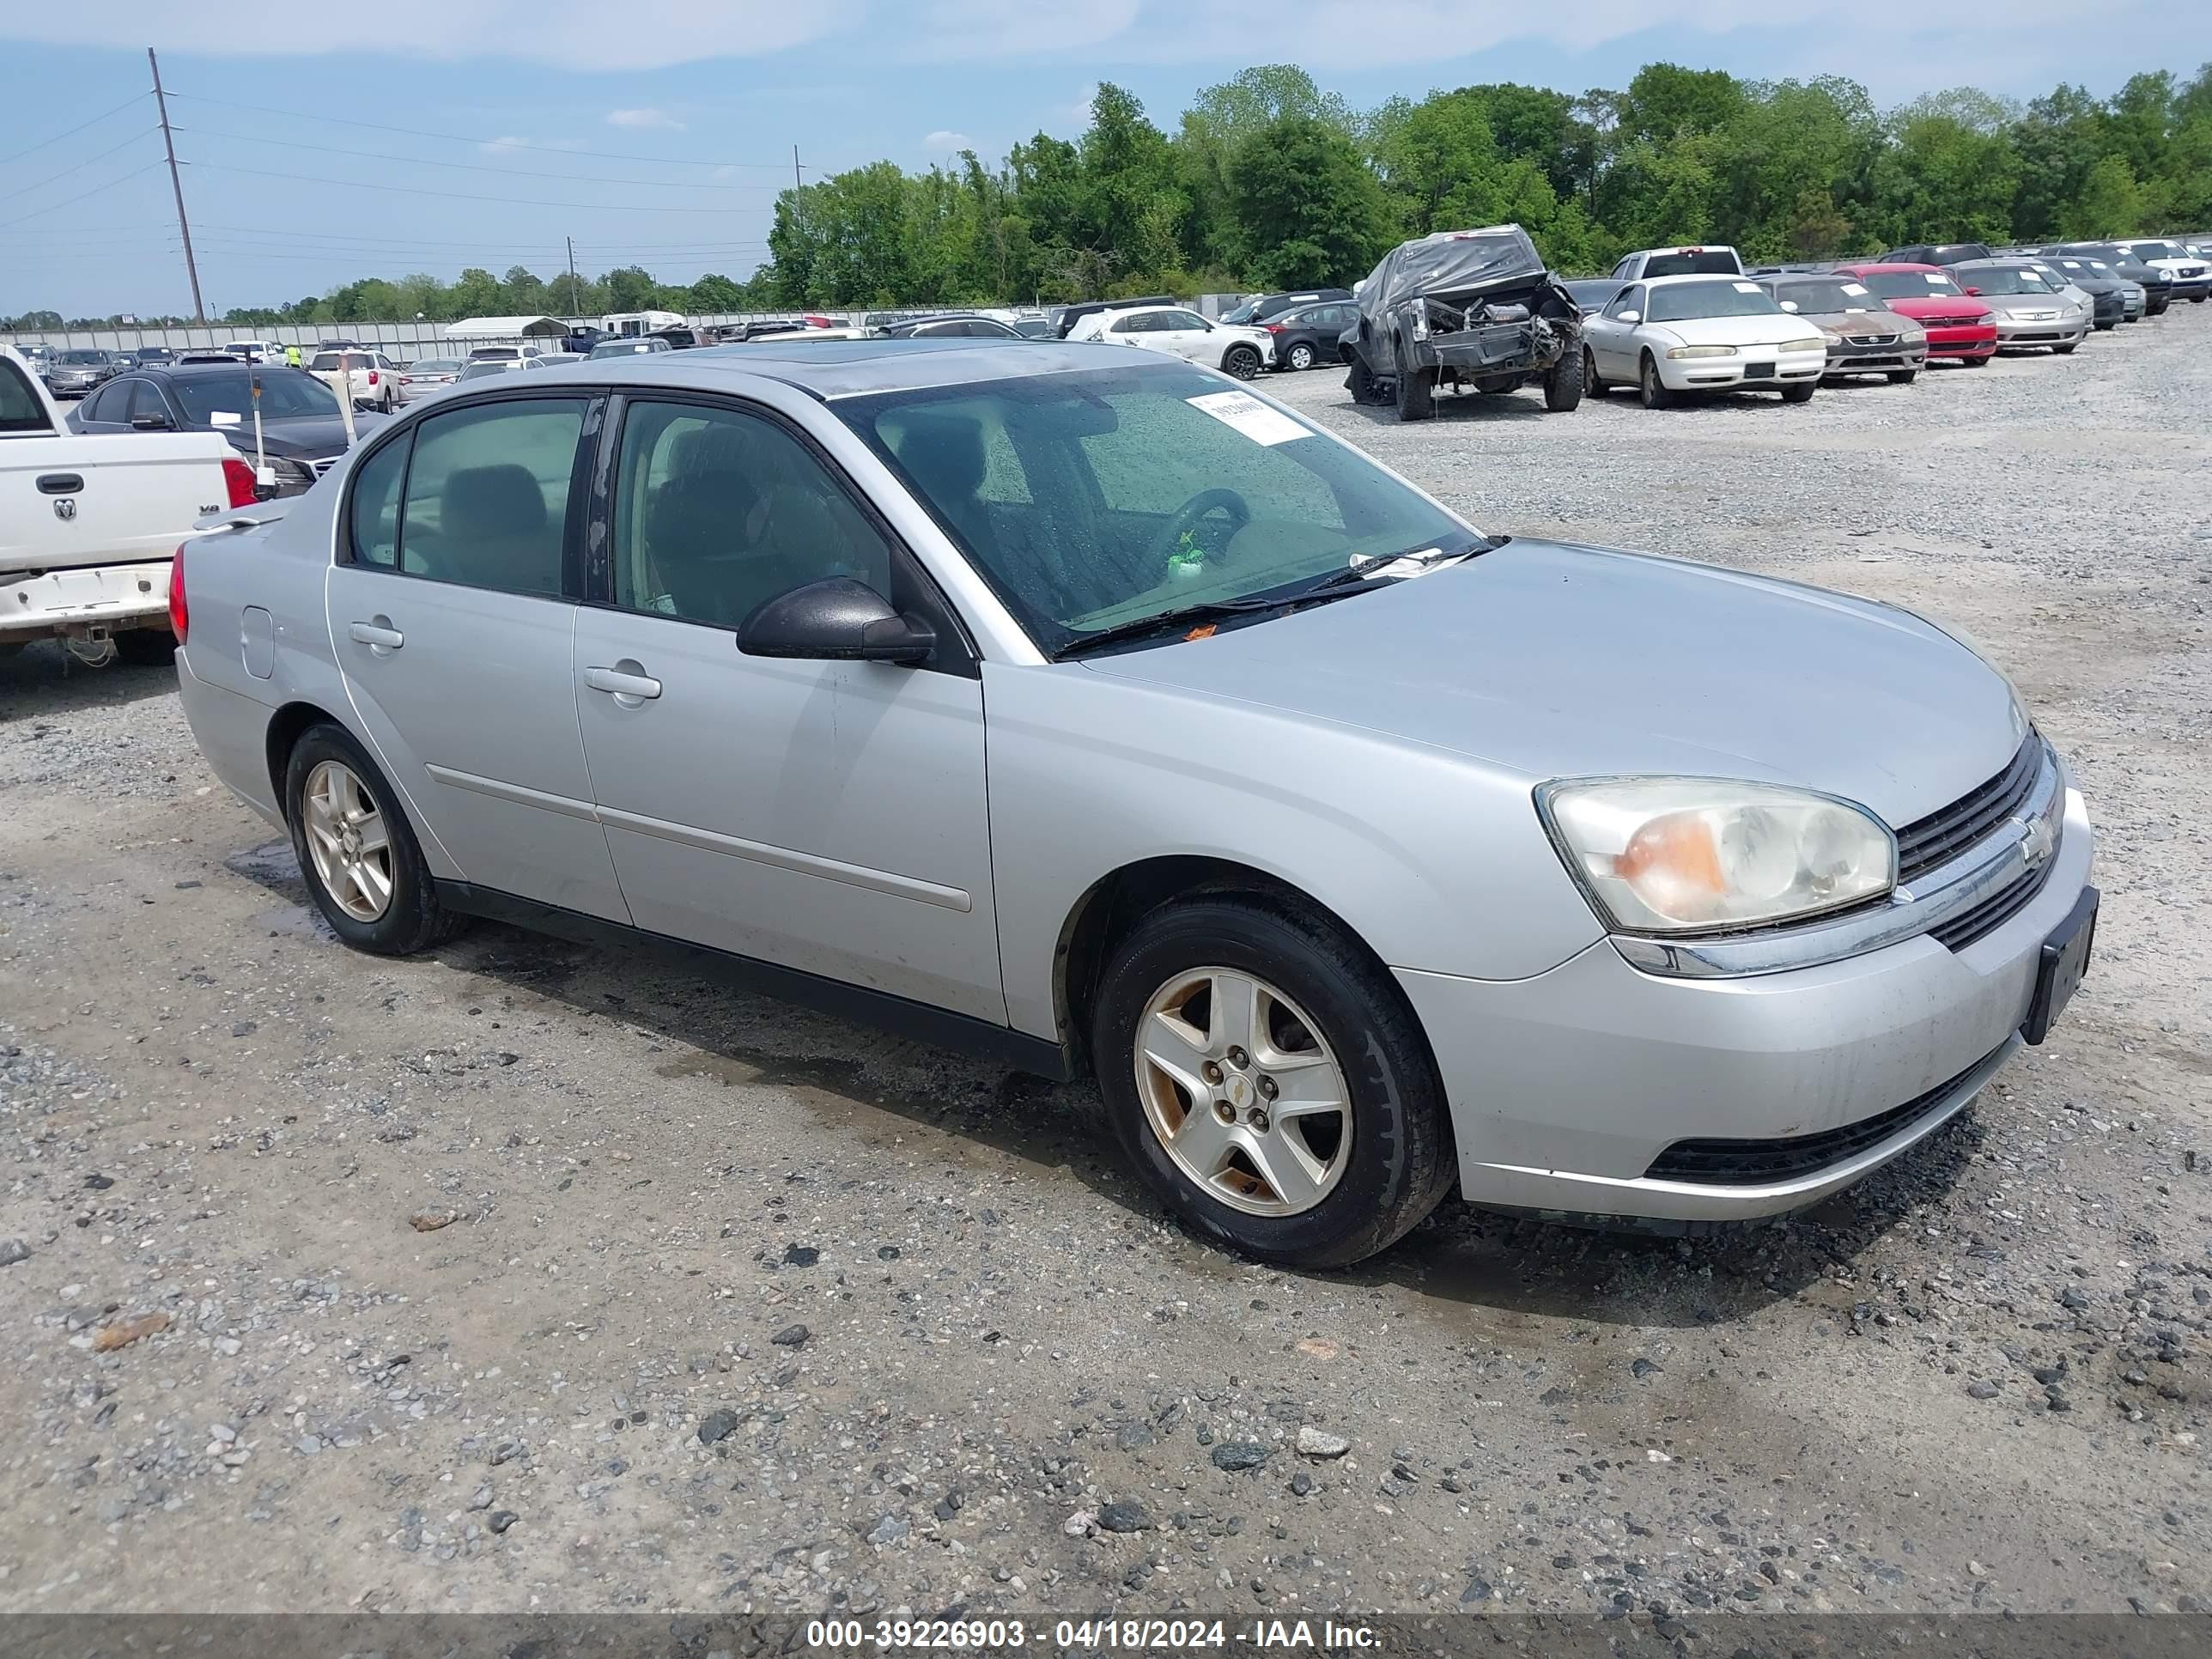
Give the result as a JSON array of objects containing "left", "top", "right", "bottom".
[
  {"left": 1776, "top": 337, "right": 1828, "bottom": 354},
  {"left": 1664, "top": 343, "right": 1736, "bottom": 359},
  {"left": 1535, "top": 778, "right": 1896, "bottom": 934}
]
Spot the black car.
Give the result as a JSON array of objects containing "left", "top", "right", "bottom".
[
  {"left": 1221, "top": 288, "right": 1356, "bottom": 327},
  {"left": 68, "top": 363, "right": 386, "bottom": 495},
  {"left": 1258, "top": 299, "right": 1361, "bottom": 371},
  {"left": 2042, "top": 245, "right": 2172, "bottom": 314},
  {"left": 131, "top": 345, "right": 175, "bottom": 364},
  {"left": 1881, "top": 242, "right": 1996, "bottom": 266},
  {"left": 1560, "top": 278, "right": 1626, "bottom": 316},
  {"left": 877, "top": 312, "right": 1025, "bottom": 339}
]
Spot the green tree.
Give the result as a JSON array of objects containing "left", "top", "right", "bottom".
[
  {"left": 2066, "top": 154, "right": 2149, "bottom": 236},
  {"left": 1227, "top": 115, "right": 1390, "bottom": 287}
]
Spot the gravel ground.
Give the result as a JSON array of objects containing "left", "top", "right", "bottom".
[{"left": 0, "top": 308, "right": 2207, "bottom": 1623}]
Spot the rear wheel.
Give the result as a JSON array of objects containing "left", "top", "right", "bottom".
[
  {"left": 1543, "top": 346, "right": 1585, "bottom": 411},
  {"left": 284, "top": 723, "right": 462, "bottom": 956},
  {"left": 1285, "top": 342, "right": 1316, "bottom": 371},
  {"left": 1780, "top": 379, "right": 1816, "bottom": 404},
  {"left": 1222, "top": 344, "right": 1261, "bottom": 380},
  {"left": 1638, "top": 352, "right": 1674, "bottom": 409},
  {"left": 1395, "top": 353, "right": 1436, "bottom": 422},
  {"left": 1091, "top": 896, "right": 1455, "bottom": 1267},
  {"left": 1887, "top": 368, "right": 1918, "bottom": 385}
]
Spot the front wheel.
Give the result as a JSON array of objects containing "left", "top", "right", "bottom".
[
  {"left": 1221, "top": 344, "right": 1261, "bottom": 380},
  {"left": 1346, "top": 355, "right": 1386, "bottom": 405},
  {"left": 1091, "top": 896, "right": 1455, "bottom": 1267},
  {"left": 1543, "top": 346, "right": 1584, "bottom": 411},
  {"left": 1962, "top": 352, "right": 1991, "bottom": 368},
  {"left": 1887, "top": 368, "right": 1918, "bottom": 385},
  {"left": 2055, "top": 341, "right": 2078, "bottom": 355},
  {"left": 1638, "top": 352, "right": 1674, "bottom": 409},
  {"left": 285, "top": 722, "right": 463, "bottom": 956},
  {"left": 1780, "top": 379, "right": 1816, "bottom": 404},
  {"left": 1285, "top": 342, "right": 1316, "bottom": 371},
  {"left": 1583, "top": 347, "right": 1607, "bottom": 396}
]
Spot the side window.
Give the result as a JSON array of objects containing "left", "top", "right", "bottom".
[
  {"left": 1161, "top": 312, "right": 1207, "bottom": 331},
  {"left": 125, "top": 380, "right": 167, "bottom": 423},
  {"left": 348, "top": 434, "right": 410, "bottom": 570},
  {"left": 611, "top": 400, "right": 893, "bottom": 629},
  {"left": 1109, "top": 313, "right": 1148, "bottom": 334},
  {"left": 1612, "top": 257, "right": 1633, "bottom": 278},
  {"left": 0, "top": 356, "right": 53, "bottom": 434},
  {"left": 396, "top": 398, "right": 584, "bottom": 597},
  {"left": 1607, "top": 286, "right": 1644, "bottom": 319},
  {"left": 80, "top": 382, "right": 121, "bottom": 422}
]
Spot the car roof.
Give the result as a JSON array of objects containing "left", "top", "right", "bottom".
[
  {"left": 1837, "top": 261, "right": 1940, "bottom": 273},
  {"left": 1635, "top": 273, "right": 1762, "bottom": 288}
]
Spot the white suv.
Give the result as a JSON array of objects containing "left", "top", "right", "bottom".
[
  {"left": 1066, "top": 305, "right": 1273, "bottom": 379},
  {"left": 308, "top": 349, "right": 406, "bottom": 412}
]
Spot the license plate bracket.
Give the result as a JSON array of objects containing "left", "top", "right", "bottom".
[
  {"left": 1744, "top": 362, "right": 1775, "bottom": 380},
  {"left": 2021, "top": 885, "right": 2097, "bottom": 1045}
]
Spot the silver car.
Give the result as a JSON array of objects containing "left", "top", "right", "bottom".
[
  {"left": 1951, "top": 259, "right": 2090, "bottom": 352},
  {"left": 170, "top": 342, "right": 2099, "bottom": 1266}
]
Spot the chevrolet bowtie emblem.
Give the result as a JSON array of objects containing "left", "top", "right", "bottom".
[{"left": 2020, "top": 812, "right": 2056, "bottom": 870}]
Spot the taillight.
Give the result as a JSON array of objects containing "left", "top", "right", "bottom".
[
  {"left": 368, "top": 369, "right": 379, "bottom": 386},
  {"left": 1264, "top": 323, "right": 1285, "bottom": 332},
  {"left": 167, "top": 543, "right": 189, "bottom": 645},
  {"left": 221, "top": 455, "right": 258, "bottom": 507}
]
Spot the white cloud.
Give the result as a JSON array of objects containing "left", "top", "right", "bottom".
[
  {"left": 923, "top": 130, "right": 974, "bottom": 151},
  {"left": 606, "top": 108, "right": 686, "bottom": 131}
]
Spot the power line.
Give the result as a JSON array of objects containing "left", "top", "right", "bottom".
[
  {"left": 164, "top": 89, "right": 803, "bottom": 171},
  {"left": 0, "top": 90, "right": 148, "bottom": 167},
  {"left": 0, "top": 161, "right": 163, "bottom": 233},
  {"left": 186, "top": 160, "right": 781, "bottom": 213},
  {"left": 174, "top": 125, "right": 782, "bottom": 192},
  {"left": 0, "top": 126, "right": 160, "bottom": 205}
]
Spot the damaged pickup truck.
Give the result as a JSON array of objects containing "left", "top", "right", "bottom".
[{"left": 1343, "top": 225, "right": 1583, "bottom": 420}]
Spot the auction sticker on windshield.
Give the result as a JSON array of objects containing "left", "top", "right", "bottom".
[{"left": 1186, "top": 390, "right": 1310, "bottom": 447}]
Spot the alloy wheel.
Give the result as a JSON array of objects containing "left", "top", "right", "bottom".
[
  {"left": 301, "top": 759, "right": 395, "bottom": 922},
  {"left": 1134, "top": 967, "right": 1352, "bottom": 1217}
]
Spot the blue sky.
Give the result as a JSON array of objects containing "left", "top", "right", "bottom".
[{"left": 3, "top": 2, "right": 2205, "bottom": 318}]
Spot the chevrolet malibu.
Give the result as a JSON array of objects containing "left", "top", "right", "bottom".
[
  {"left": 1580, "top": 275, "right": 1827, "bottom": 406},
  {"left": 169, "top": 341, "right": 2099, "bottom": 1267}
]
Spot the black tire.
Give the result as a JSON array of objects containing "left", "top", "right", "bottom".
[
  {"left": 2149, "top": 301, "right": 2169, "bottom": 315},
  {"left": 113, "top": 628, "right": 176, "bottom": 665},
  {"left": 2055, "top": 341, "right": 2077, "bottom": 355},
  {"left": 1962, "top": 352, "right": 1991, "bottom": 368},
  {"left": 1394, "top": 352, "right": 1436, "bottom": 421},
  {"left": 1583, "top": 347, "right": 1607, "bottom": 396},
  {"left": 2192, "top": 294, "right": 2206, "bottom": 303},
  {"left": 283, "top": 722, "right": 462, "bottom": 956},
  {"left": 1345, "top": 355, "right": 1386, "bottom": 405},
  {"left": 1543, "top": 345, "right": 1584, "bottom": 411},
  {"left": 1285, "top": 341, "right": 1316, "bottom": 371},
  {"left": 1887, "top": 368, "right": 1918, "bottom": 385},
  {"left": 1780, "top": 379, "right": 1816, "bottom": 404},
  {"left": 1638, "top": 352, "right": 1674, "bottom": 409},
  {"left": 1091, "top": 896, "right": 1455, "bottom": 1268},
  {"left": 2094, "top": 319, "right": 2117, "bottom": 331},
  {"left": 1222, "top": 344, "right": 1261, "bottom": 380}
]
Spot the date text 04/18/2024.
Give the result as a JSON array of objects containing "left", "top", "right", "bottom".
[{"left": 803, "top": 1618, "right": 1381, "bottom": 1650}]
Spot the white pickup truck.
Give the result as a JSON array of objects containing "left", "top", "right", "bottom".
[{"left": 3, "top": 343, "right": 247, "bottom": 665}]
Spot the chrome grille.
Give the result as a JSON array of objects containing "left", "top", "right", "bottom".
[
  {"left": 1893, "top": 737, "right": 2042, "bottom": 885},
  {"left": 1845, "top": 332, "right": 1899, "bottom": 346}
]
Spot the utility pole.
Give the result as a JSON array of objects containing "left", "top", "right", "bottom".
[
  {"left": 793, "top": 144, "right": 803, "bottom": 198},
  {"left": 149, "top": 47, "right": 204, "bottom": 325},
  {"left": 565, "top": 235, "right": 579, "bottom": 313}
]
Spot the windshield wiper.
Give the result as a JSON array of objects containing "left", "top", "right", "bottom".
[{"left": 1054, "top": 536, "right": 1503, "bottom": 660}]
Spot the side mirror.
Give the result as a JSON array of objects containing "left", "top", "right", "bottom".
[
  {"left": 738, "top": 577, "right": 935, "bottom": 665},
  {"left": 129, "top": 412, "right": 173, "bottom": 430},
  {"left": 1615, "top": 309, "right": 1641, "bottom": 325},
  {"left": 1964, "top": 286, "right": 1982, "bottom": 296},
  {"left": 1780, "top": 300, "right": 1799, "bottom": 312}
]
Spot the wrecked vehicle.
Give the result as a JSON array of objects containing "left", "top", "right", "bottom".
[{"left": 1342, "top": 225, "right": 1583, "bottom": 420}]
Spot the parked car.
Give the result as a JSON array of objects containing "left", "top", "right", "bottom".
[
  {"left": 44, "top": 347, "right": 123, "bottom": 398},
  {"left": 167, "top": 339, "right": 2098, "bottom": 1267},
  {"left": 1609, "top": 246, "right": 1746, "bottom": 281},
  {"left": 18, "top": 343, "right": 56, "bottom": 377},
  {"left": 588, "top": 337, "right": 676, "bottom": 360},
  {"left": 451, "top": 356, "right": 582, "bottom": 385},
  {"left": 1879, "top": 242, "right": 1996, "bottom": 267},
  {"left": 562, "top": 326, "right": 605, "bottom": 356},
  {"left": 2102, "top": 240, "right": 2209, "bottom": 301},
  {"left": 398, "top": 357, "right": 467, "bottom": 401},
  {"left": 1947, "top": 260, "right": 2089, "bottom": 354},
  {"left": 67, "top": 363, "right": 384, "bottom": 495},
  {"left": 1221, "top": 289, "right": 1356, "bottom": 327},
  {"left": 175, "top": 350, "right": 246, "bottom": 364},
  {"left": 2043, "top": 246, "right": 2172, "bottom": 314},
  {"left": 220, "top": 339, "right": 283, "bottom": 365},
  {"left": 131, "top": 345, "right": 176, "bottom": 365},
  {"left": 1343, "top": 225, "right": 1583, "bottom": 419},
  {"left": 1054, "top": 297, "right": 1176, "bottom": 338},
  {"left": 1258, "top": 300, "right": 1361, "bottom": 372},
  {"left": 2, "top": 344, "right": 247, "bottom": 665},
  {"left": 1582, "top": 275, "right": 1826, "bottom": 405},
  {"left": 1832, "top": 264, "right": 1998, "bottom": 365},
  {"left": 1066, "top": 305, "right": 1273, "bottom": 379},
  {"left": 877, "top": 313, "right": 1027, "bottom": 339},
  {"left": 1561, "top": 279, "right": 1625, "bottom": 317},
  {"left": 2016, "top": 255, "right": 2132, "bottom": 327},
  {"left": 1758, "top": 273, "right": 1928, "bottom": 383},
  {"left": 1011, "top": 317, "right": 1055, "bottom": 339},
  {"left": 308, "top": 349, "right": 408, "bottom": 412}
]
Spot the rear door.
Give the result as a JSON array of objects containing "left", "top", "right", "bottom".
[
  {"left": 325, "top": 393, "right": 629, "bottom": 922},
  {"left": 568, "top": 391, "right": 1004, "bottom": 1021}
]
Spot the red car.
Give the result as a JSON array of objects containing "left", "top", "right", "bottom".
[{"left": 1833, "top": 263, "right": 1997, "bottom": 364}]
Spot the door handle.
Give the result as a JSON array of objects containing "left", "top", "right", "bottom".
[
  {"left": 584, "top": 665, "right": 662, "bottom": 702},
  {"left": 36, "top": 473, "right": 85, "bottom": 495},
  {"left": 348, "top": 620, "right": 404, "bottom": 653}
]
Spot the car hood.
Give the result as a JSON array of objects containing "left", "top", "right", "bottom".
[
  {"left": 1981, "top": 294, "right": 2068, "bottom": 314},
  {"left": 1872, "top": 295, "right": 1990, "bottom": 320},
  {"left": 1800, "top": 307, "right": 1923, "bottom": 336},
  {"left": 1079, "top": 539, "right": 2027, "bottom": 830},
  {"left": 1647, "top": 313, "right": 1819, "bottom": 347},
  {"left": 206, "top": 412, "right": 386, "bottom": 456}
]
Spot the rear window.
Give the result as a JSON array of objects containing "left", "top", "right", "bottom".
[
  {"left": 0, "top": 357, "right": 54, "bottom": 434},
  {"left": 1643, "top": 250, "right": 1741, "bottom": 277}
]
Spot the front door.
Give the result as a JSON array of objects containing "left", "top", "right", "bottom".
[
  {"left": 569, "top": 393, "right": 1004, "bottom": 1023},
  {"left": 326, "top": 393, "right": 629, "bottom": 922}
]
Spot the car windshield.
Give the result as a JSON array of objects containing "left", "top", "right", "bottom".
[
  {"left": 57, "top": 349, "right": 109, "bottom": 364},
  {"left": 1965, "top": 267, "right": 2054, "bottom": 295},
  {"left": 173, "top": 369, "right": 340, "bottom": 422},
  {"left": 2125, "top": 241, "right": 2179, "bottom": 260},
  {"left": 1641, "top": 250, "right": 1740, "bottom": 277},
  {"left": 835, "top": 362, "right": 1476, "bottom": 655},
  {"left": 1644, "top": 280, "right": 1781, "bottom": 321},
  {"left": 409, "top": 358, "right": 464, "bottom": 374},
  {"left": 1774, "top": 277, "right": 1887, "bottom": 313},
  {"left": 1860, "top": 270, "right": 1963, "bottom": 299},
  {"left": 1219, "top": 301, "right": 1260, "bottom": 325}
]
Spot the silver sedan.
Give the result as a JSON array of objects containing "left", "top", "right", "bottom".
[{"left": 170, "top": 340, "right": 2098, "bottom": 1266}]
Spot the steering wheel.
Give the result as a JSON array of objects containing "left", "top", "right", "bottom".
[{"left": 1146, "top": 488, "right": 1254, "bottom": 571}]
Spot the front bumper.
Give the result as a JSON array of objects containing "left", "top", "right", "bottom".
[
  {"left": 1655, "top": 348, "right": 1825, "bottom": 390},
  {"left": 1825, "top": 338, "right": 1928, "bottom": 375},
  {"left": 0, "top": 558, "right": 173, "bottom": 640},
  {"left": 1923, "top": 324, "right": 1998, "bottom": 359},
  {"left": 1994, "top": 314, "right": 2089, "bottom": 349},
  {"left": 1399, "top": 782, "right": 2094, "bottom": 1223}
]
